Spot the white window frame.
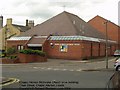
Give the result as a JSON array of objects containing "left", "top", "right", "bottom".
[{"left": 17, "top": 45, "right": 24, "bottom": 50}]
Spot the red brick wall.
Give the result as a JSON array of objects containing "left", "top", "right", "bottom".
[
  {"left": 110, "top": 45, "right": 115, "bottom": 55},
  {"left": 100, "top": 43, "right": 105, "bottom": 56},
  {"left": 119, "top": 27, "right": 120, "bottom": 49},
  {"left": 7, "top": 40, "right": 28, "bottom": 50},
  {"left": 88, "top": 16, "right": 119, "bottom": 49},
  {"left": 44, "top": 40, "right": 82, "bottom": 60},
  {"left": 92, "top": 42, "right": 99, "bottom": 57},
  {"left": 7, "top": 39, "right": 117, "bottom": 60},
  {"left": 81, "top": 41, "right": 92, "bottom": 59},
  {"left": 44, "top": 40, "right": 116, "bottom": 60},
  {"left": 44, "top": 40, "right": 109, "bottom": 60},
  {"left": 81, "top": 42, "right": 106, "bottom": 58}
]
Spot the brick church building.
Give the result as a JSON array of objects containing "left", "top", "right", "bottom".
[{"left": 7, "top": 11, "right": 119, "bottom": 60}]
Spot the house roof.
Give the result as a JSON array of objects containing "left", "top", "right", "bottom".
[
  {"left": 48, "top": 36, "right": 117, "bottom": 44},
  {"left": 21, "top": 11, "right": 105, "bottom": 39},
  {"left": 49, "top": 36, "right": 100, "bottom": 42},
  {"left": 88, "top": 15, "right": 120, "bottom": 28},
  {"left": 13, "top": 24, "right": 30, "bottom": 32},
  {"left": 7, "top": 36, "right": 31, "bottom": 41},
  {"left": 27, "top": 36, "right": 47, "bottom": 47}
]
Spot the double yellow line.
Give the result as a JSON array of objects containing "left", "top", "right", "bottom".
[{"left": 0, "top": 78, "right": 20, "bottom": 87}]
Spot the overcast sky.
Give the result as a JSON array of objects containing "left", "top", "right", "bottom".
[{"left": 0, "top": 0, "right": 119, "bottom": 26}]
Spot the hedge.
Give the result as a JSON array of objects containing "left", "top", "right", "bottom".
[
  {"left": 19, "top": 49, "right": 46, "bottom": 57},
  {"left": 6, "top": 47, "right": 17, "bottom": 55}
]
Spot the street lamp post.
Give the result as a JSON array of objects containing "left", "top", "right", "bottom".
[{"left": 104, "top": 21, "right": 108, "bottom": 69}]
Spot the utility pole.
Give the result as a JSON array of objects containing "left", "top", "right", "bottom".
[{"left": 104, "top": 21, "right": 108, "bottom": 69}]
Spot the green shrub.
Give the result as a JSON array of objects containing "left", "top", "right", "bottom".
[
  {"left": 6, "top": 47, "right": 17, "bottom": 55},
  {"left": 19, "top": 49, "right": 46, "bottom": 57},
  {"left": 7, "top": 56, "right": 17, "bottom": 59}
]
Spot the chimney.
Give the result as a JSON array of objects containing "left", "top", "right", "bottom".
[
  {"left": 7, "top": 18, "right": 12, "bottom": 25},
  {"left": 28, "top": 20, "right": 34, "bottom": 28},
  {"left": 0, "top": 15, "right": 3, "bottom": 29},
  {"left": 26, "top": 19, "right": 28, "bottom": 26}
]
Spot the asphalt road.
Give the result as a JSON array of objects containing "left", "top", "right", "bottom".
[
  {"left": 1, "top": 58, "right": 116, "bottom": 88},
  {"left": 2, "top": 70, "right": 114, "bottom": 88}
]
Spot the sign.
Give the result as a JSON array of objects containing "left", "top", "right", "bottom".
[
  {"left": 55, "top": 43, "right": 80, "bottom": 46},
  {"left": 60, "top": 44, "right": 68, "bottom": 52}
]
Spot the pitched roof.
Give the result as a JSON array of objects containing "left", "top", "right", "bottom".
[
  {"left": 88, "top": 15, "right": 120, "bottom": 28},
  {"left": 13, "top": 24, "right": 30, "bottom": 32},
  {"left": 21, "top": 11, "right": 105, "bottom": 39},
  {"left": 48, "top": 36, "right": 117, "bottom": 44},
  {"left": 88, "top": 15, "right": 120, "bottom": 42},
  {"left": 27, "top": 36, "right": 47, "bottom": 47},
  {"left": 7, "top": 36, "right": 31, "bottom": 41},
  {"left": 48, "top": 36, "right": 100, "bottom": 42}
]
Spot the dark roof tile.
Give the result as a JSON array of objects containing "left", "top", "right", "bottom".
[
  {"left": 13, "top": 24, "right": 30, "bottom": 32},
  {"left": 21, "top": 11, "right": 105, "bottom": 39}
]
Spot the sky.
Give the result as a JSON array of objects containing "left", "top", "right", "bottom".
[{"left": 0, "top": 0, "right": 119, "bottom": 26}]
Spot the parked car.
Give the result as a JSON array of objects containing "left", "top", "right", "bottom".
[
  {"left": 114, "top": 57, "right": 120, "bottom": 71},
  {"left": 114, "top": 50, "right": 120, "bottom": 57}
]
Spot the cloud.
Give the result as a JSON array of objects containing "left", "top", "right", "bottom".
[
  {"left": 90, "top": 0, "right": 108, "bottom": 4},
  {"left": 0, "top": 0, "right": 119, "bottom": 25}
]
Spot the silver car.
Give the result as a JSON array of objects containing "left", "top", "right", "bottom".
[
  {"left": 114, "top": 57, "right": 120, "bottom": 71},
  {"left": 114, "top": 50, "right": 120, "bottom": 57}
]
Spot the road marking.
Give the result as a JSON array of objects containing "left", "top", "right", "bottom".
[
  {"left": 0, "top": 78, "right": 20, "bottom": 87},
  {"left": 33, "top": 66, "right": 84, "bottom": 72},
  {"left": 41, "top": 67, "right": 45, "bottom": 69},
  {"left": 69, "top": 69, "right": 74, "bottom": 71},
  {"left": 33, "top": 67, "right": 38, "bottom": 69},
  {"left": 76, "top": 69, "right": 82, "bottom": 72},
  {"left": 62, "top": 69, "right": 67, "bottom": 71},
  {"left": 47, "top": 68, "right": 52, "bottom": 70},
  {"left": 53, "top": 68, "right": 59, "bottom": 71},
  {"left": 33, "top": 67, "right": 86, "bottom": 72}
]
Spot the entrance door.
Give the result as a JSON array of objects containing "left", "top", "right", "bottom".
[{"left": 28, "top": 47, "right": 42, "bottom": 51}]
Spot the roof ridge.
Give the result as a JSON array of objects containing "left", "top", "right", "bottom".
[
  {"left": 88, "top": 15, "right": 120, "bottom": 27},
  {"left": 20, "top": 11, "right": 106, "bottom": 39},
  {"left": 12, "top": 24, "right": 26, "bottom": 27},
  {"left": 64, "top": 12, "right": 103, "bottom": 37}
]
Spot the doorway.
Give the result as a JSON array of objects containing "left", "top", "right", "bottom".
[{"left": 28, "top": 46, "right": 42, "bottom": 51}]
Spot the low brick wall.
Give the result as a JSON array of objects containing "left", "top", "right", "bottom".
[
  {"left": 18, "top": 53, "right": 47, "bottom": 63},
  {"left": 18, "top": 53, "right": 35, "bottom": 63},
  {"left": 0, "top": 58, "right": 19, "bottom": 64},
  {"left": 36, "top": 55, "right": 47, "bottom": 62},
  {"left": 1, "top": 54, "right": 47, "bottom": 64}
]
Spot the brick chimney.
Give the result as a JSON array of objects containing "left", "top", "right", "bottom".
[
  {"left": 7, "top": 18, "right": 12, "bottom": 25},
  {"left": 0, "top": 15, "right": 3, "bottom": 29},
  {"left": 28, "top": 20, "right": 34, "bottom": 28},
  {"left": 26, "top": 19, "right": 28, "bottom": 26}
]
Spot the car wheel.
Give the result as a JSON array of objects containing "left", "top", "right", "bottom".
[{"left": 116, "top": 66, "right": 120, "bottom": 71}]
